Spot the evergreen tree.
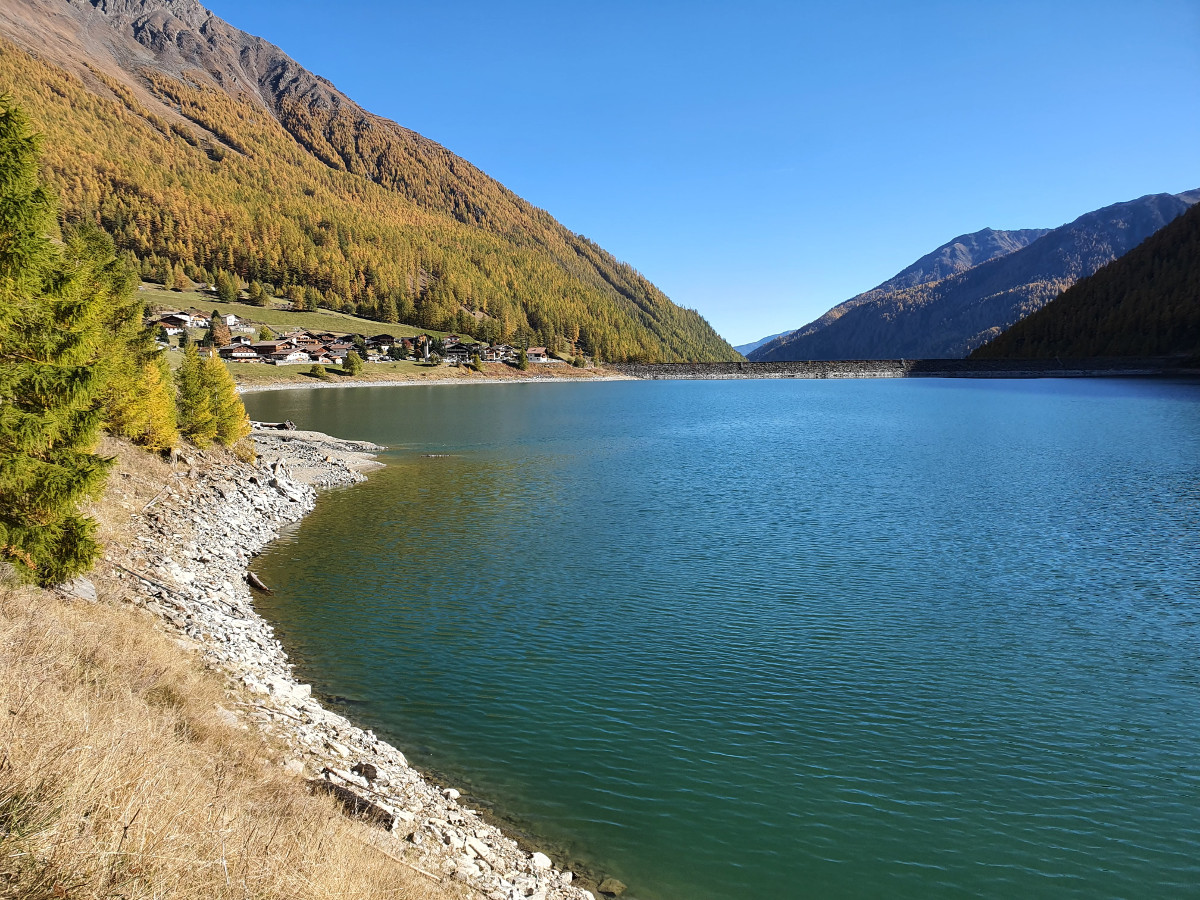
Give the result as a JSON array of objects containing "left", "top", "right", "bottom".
[
  {"left": 175, "top": 342, "right": 216, "bottom": 445},
  {"left": 215, "top": 270, "right": 238, "bottom": 303},
  {"left": 247, "top": 279, "right": 267, "bottom": 306},
  {"left": 0, "top": 98, "right": 110, "bottom": 584},
  {"left": 516, "top": 347, "right": 529, "bottom": 370}
]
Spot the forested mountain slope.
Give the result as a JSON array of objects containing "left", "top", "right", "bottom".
[
  {"left": 748, "top": 227, "right": 1048, "bottom": 360},
  {"left": 750, "top": 193, "right": 1195, "bottom": 360},
  {"left": 0, "top": 0, "right": 736, "bottom": 361},
  {"left": 972, "top": 201, "right": 1200, "bottom": 359}
]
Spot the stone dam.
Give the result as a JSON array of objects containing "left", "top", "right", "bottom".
[{"left": 608, "top": 358, "right": 1199, "bottom": 380}]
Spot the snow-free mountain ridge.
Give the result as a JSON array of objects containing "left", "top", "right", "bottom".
[{"left": 749, "top": 192, "right": 1197, "bottom": 361}]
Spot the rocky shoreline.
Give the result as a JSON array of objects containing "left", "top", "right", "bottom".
[
  {"left": 111, "top": 426, "right": 605, "bottom": 900},
  {"left": 237, "top": 372, "right": 633, "bottom": 394}
]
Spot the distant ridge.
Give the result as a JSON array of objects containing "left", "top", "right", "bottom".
[
  {"left": 746, "top": 227, "right": 1049, "bottom": 360},
  {"left": 750, "top": 192, "right": 1197, "bottom": 361},
  {"left": 734, "top": 330, "right": 792, "bottom": 356},
  {"left": 0, "top": 0, "right": 737, "bottom": 362},
  {"left": 973, "top": 200, "right": 1200, "bottom": 359}
]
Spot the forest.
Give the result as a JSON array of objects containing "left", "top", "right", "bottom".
[
  {"left": 973, "top": 203, "right": 1200, "bottom": 359},
  {"left": 0, "top": 39, "right": 737, "bottom": 363}
]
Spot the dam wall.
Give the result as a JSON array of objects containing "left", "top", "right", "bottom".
[{"left": 609, "top": 358, "right": 1199, "bottom": 380}]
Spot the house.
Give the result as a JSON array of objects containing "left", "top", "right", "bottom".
[
  {"left": 182, "top": 310, "right": 211, "bottom": 328},
  {"left": 293, "top": 337, "right": 326, "bottom": 355},
  {"left": 485, "top": 344, "right": 515, "bottom": 362},
  {"left": 270, "top": 349, "right": 311, "bottom": 364},
  {"left": 250, "top": 339, "right": 299, "bottom": 357},
  {"left": 218, "top": 344, "right": 260, "bottom": 362},
  {"left": 366, "top": 333, "right": 397, "bottom": 351},
  {"left": 217, "top": 313, "right": 240, "bottom": 327},
  {"left": 443, "top": 334, "right": 461, "bottom": 347},
  {"left": 156, "top": 313, "right": 193, "bottom": 330},
  {"left": 324, "top": 342, "right": 355, "bottom": 362},
  {"left": 526, "top": 346, "right": 549, "bottom": 363},
  {"left": 444, "top": 344, "right": 472, "bottom": 362}
]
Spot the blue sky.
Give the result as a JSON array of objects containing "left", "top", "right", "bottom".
[{"left": 209, "top": 0, "right": 1199, "bottom": 346}]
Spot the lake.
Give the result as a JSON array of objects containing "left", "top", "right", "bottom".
[{"left": 244, "top": 378, "right": 1200, "bottom": 899}]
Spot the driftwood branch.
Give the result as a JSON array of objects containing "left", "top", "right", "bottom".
[
  {"left": 246, "top": 571, "right": 273, "bottom": 594},
  {"left": 308, "top": 778, "right": 395, "bottom": 830}
]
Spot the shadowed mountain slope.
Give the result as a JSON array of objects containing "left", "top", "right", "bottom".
[
  {"left": 747, "top": 227, "right": 1048, "bottom": 359},
  {"left": 750, "top": 193, "right": 1196, "bottom": 360},
  {"left": 0, "top": 0, "right": 736, "bottom": 361},
  {"left": 973, "top": 201, "right": 1200, "bottom": 359}
]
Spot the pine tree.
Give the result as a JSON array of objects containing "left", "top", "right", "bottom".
[
  {"left": 0, "top": 98, "right": 111, "bottom": 584},
  {"left": 175, "top": 342, "right": 216, "bottom": 445}
]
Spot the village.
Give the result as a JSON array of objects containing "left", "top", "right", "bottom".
[{"left": 150, "top": 308, "right": 559, "bottom": 369}]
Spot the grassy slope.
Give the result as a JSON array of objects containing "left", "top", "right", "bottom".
[
  {"left": 140, "top": 286, "right": 461, "bottom": 339},
  {"left": 0, "top": 436, "right": 468, "bottom": 900},
  {"left": 227, "top": 358, "right": 612, "bottom": 388}
]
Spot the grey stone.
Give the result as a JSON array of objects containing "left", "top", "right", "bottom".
[{"left": 57, "top": 575, "right": 97, "bottom": 603}]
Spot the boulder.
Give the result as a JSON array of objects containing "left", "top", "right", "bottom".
[{"left": 598, "top": 878, "right": 627, "bottom": 896}]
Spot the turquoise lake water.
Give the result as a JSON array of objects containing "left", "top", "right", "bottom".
[{"left": 244, "top": 378, "right": 1200, "bottom": 899}]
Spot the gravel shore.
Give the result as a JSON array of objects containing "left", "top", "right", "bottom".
[
  {"left": 112, "top": 428, "right": 602, "bottom": 900},
  {"left": 237, "top": 372, "right": 631, "bottom": 394}
]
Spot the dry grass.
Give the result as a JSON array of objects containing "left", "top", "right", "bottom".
[{"left": 0, "top": 440, "right": 467, "bottom": 900}]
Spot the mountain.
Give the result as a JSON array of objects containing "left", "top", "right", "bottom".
[
  {"left": 734, "top": 330, "right": 792, "bottom": 356},
  {"left": 0, "top": 0, "right": 737, "bottom": 362},
  {"left": 744, "top": 227, "right": 1049, "bottom": 360},
  {"left": 749, "top": 193, "right": 1197, "bottom": 361},
  {"left": 972, "top": 201, "right": 1200, "bottom": 359}
]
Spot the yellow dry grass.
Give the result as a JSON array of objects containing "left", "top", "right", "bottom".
[{"left": 0, "top": 439, "right": 468, "bottom": 900}]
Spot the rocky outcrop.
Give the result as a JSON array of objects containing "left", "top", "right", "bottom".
[{"left": 111, "top": 430, "right": 597, "bottom": 900}]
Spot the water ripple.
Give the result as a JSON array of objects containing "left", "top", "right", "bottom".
[{"left": 248, "top": 379, "right": 1200, "bottom": 900}]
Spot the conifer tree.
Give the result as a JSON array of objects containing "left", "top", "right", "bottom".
[
  {"left": 0, "top": 98, "right": 111, "bottom": 584},
  {"left": 175, "top": 342, "right": 217, "bottom": 445},
  {"left": 215, "top": 270, "right": 238, "bottom": 303},
  {"left": 201, "top": 354, "right": 250, "bottom": 446},
  {"left": 247, "top": 279, "right": 267, "bottom": 306},
  {"left": 209, "top": 308, "right": 231, "bottom": 347}
]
